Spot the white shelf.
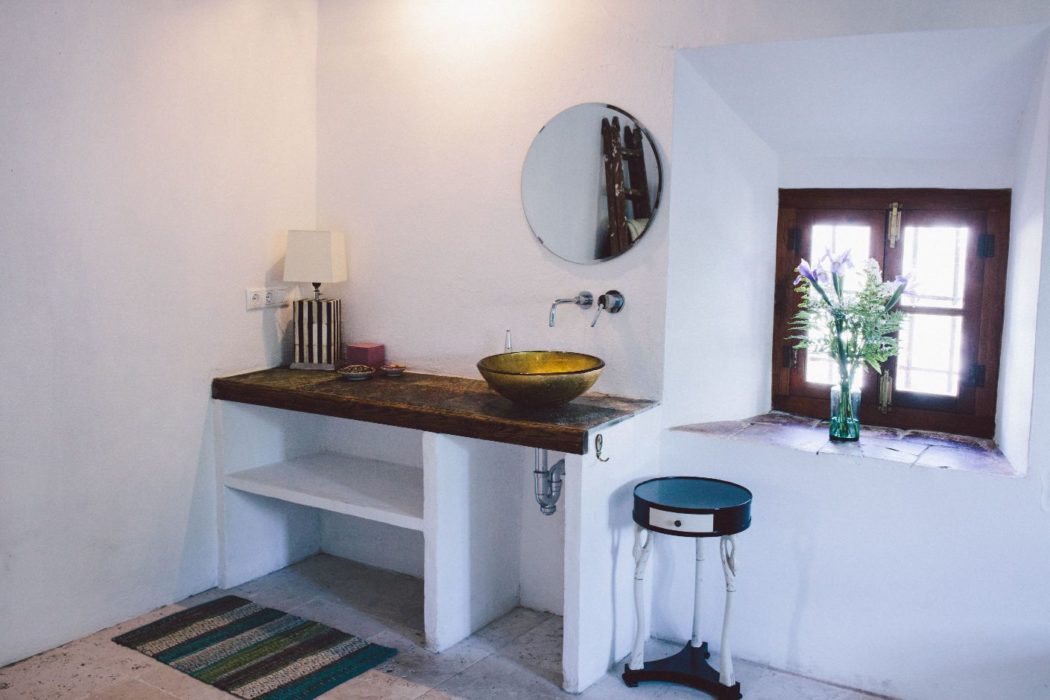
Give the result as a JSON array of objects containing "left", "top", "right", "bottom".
[{"left": 224, "top": 452, "right": 424, "bottom": 532}]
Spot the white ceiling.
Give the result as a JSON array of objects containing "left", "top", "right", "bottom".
[{"left": 682, "top": 24, "right": 1050, "bottom": 162}]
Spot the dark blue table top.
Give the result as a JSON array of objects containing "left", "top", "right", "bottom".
[{"left": 634, "top": 477, "right": 751, "bottom": 511}]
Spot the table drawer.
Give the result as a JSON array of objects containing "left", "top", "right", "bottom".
[{"left": 648, "top": 507, "right": 714, "bottom": 534}]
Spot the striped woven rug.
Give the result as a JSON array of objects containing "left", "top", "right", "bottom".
[{"left": 113, "top": 595, "right": 396, "bottom": 699}]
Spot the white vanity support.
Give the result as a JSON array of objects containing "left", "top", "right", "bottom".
[
  {"left": 628, "top": 525, "right": 654, "bottom": 671},
  {"left": 719, "top": 534, "right": 738, "bottom": 687},
  {"left": 562, "top": 406, "right": 662, "bottom": 693},
  {"left": 213, "top": 401, "right": 521, "bottom": 654},
  {"left": 422, "top": 432, "right": 521, "bottom": 651},
  {"left": 692, "top": 538, "right": 704, "bottom": 648},
  {"left": 214, "top": 401, "right": 326, "bottom": 588},
  {"left": 213, "top": 384, "right": 662, "bottom": 695}
]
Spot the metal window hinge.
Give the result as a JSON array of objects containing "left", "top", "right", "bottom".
[
  {"left": 972, "top": 364, "right": 987, "bottom": 387},
  {"left": 878, "top": 371, "right": 893, "bottom": 413},
  {"left": 978, "top": 233, "right": 995, "bottom": 258},
  {"left": 781, "top": 344, "right": 798, "bottom": 369},
  {"left": 887, "top": 202, "right": 902, "bottom": 249},
  {"left": 788, "top": 227, "right": 801, "bottom": 252}
]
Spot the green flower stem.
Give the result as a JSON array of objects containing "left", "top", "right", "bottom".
[
  {"left": 833, "top": 315, "right": 849, "bottom": 384},
  {"left": 833, "top": 316, "right": 855, "bottom": 431},
  {"left": 810, "top": 279, "right": 834, "bottom": 308}
]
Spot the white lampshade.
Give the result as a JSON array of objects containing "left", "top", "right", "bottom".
[{"left": 283, "top": 230, "right": 348, "bottom": 283}]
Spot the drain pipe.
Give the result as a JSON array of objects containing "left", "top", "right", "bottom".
[{"left": 533, "top": 448, "right": 565, "bottom": 516}]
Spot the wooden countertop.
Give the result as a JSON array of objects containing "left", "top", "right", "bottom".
[{"left": 212, "top": 367, "right": 657, "bottom": 454}]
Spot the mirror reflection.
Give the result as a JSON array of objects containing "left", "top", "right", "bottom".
[{"left": 522, "top": 103, "right": 662, "bottom": 264}]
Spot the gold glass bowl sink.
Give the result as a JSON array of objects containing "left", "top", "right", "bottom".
[{"left": 477, "top": 351, "right": 605, "bottom": 407}]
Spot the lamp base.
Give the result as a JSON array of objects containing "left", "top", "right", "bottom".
[{"left": 291, "top": 298, "right": 342, "bottom": 371}]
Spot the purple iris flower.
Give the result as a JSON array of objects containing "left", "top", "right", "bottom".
[
  {"left": 885, "top": 273, "right": 911, "bottom": 310},
  {"left": 794, "top": 258, "right": 819, "bottom": 286},
  {"left": 824, "top": 249, "right": 853, "bottom": 276}
]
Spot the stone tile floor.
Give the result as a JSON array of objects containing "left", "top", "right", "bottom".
[{"left": 0, "top": 554, "right": 885, "bottom": 699}]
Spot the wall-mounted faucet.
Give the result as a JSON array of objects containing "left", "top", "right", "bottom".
[
  {"left": 549, "top": 291, "right": 593, "bottom": 327},
  {"left": 590, "top": 290, "right": 625, "bottom": 327}
]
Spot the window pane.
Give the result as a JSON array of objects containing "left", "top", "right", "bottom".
[
  {"left": 805, "top": 354, "right": 871, "bottom": 388},
  {"left": 805, "top": 223, "right": 871, "bottom": 385},
  {"left": 900, "top": 225, "right": 969, "bottom": 309},
  {"left": 896, "top": 314, "right": 964, "bottom": 396},
  {"left": 805, "top": 353, "right": 870, "bottom": 388}
]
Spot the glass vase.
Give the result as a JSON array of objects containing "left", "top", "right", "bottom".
[{"left": 829, "top": 380, "right": 861, "bottom": 441}]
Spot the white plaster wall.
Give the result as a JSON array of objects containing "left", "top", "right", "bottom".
[
  {"left": 315, "top": 0, "right": 708, "bottom": 401},
  {"left": 518, "top": 449, "right": 566, "bottom": 615},
  {"left": 422, "top": 434, "right": 523, "bottom": 651},
  {"left": 655, "top": 29, "right": 1050, "bottom": 698},
  {"left": 1027, "top": 71, "right": 1050, "bottom": 510},
  {"left": 561, "top": 408, "right": 664, "bottom": 692},
  {"left": 321, "top": 515, "right": 424, "bottom": 578},
  {"left": 658, "top": 430, "right": 1050, "bottom": 700},
  {"left": 781, "top": 156, "right": 1015, "bottom": 189},
  {"left": 318, "top": 420, "right": 426, "bottom": 578},
  {"left": 662, "top": 57, "right": 779, "bottom": 426},
  {"left": 999, "top": 42, "right": 1050, "bottom": 471},
  {"left": 314, "top": 1, "right": 1050, "bottom": 402},
  {"left": 0, "top": 0, "right": 317, "bottom": 666}
]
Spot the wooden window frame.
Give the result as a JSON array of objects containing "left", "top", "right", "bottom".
[{"left": 771, "top": 188, "right": 1011, "bottom": 438}]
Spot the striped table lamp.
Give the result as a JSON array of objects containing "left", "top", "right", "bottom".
[{"left": 284, "top": 230, "right": 347, "bottom": 370}]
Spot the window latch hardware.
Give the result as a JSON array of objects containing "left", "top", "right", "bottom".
[
  {"left": 887, "top": 202, "right": 901, "bottom": 248},
  {"left": 978, "top": 233, "right": 995, "bottom": 258},
  {"left": 878, "top": 371, "right": 893, "bottom": 413}
]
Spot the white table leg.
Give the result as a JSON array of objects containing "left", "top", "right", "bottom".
[
  {"left": 719, "top": 535, "right": 737, "bottom": 687},
  {"left": 628, "top": 524, "right": 654, "bottom": 671},
  {"left": 691, "top": 537, "right": 704, "bottom": 648}
]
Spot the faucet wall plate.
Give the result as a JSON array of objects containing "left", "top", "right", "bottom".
[
  {"left": 601, "top": 290, "right": 625, "bottom": 313},
  {"left": 591, "top": 290, "right": 625, "bottom": 327}
]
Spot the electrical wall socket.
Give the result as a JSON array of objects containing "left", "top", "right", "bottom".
[{"left": 245, "top": 286, "right": 289, "bottom": 310}]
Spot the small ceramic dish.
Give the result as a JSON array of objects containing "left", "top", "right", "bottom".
[
  {"left": 338, "top": 364, "right": 375, "bottom": 381},
  {"left": 380, "top": 363, "right": 406, "bottom": 377}
]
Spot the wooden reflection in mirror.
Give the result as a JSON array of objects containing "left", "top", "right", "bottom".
[{"left": 601, "top": 117, "right": 653, "bottom": 258}]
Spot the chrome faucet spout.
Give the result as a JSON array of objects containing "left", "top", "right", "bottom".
[
  {"left": 549, "top": 291, "right": 593, "bottom": 327},
  {"left": 549, "top": 298, "right": 575, "bottom": 327}
]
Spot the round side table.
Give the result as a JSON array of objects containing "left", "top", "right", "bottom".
[{"left": 622, "top": 477, "right": 752, "bottom": 699}]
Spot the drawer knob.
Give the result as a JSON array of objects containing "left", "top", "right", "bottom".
[{"left": 674, "top": 519, "right": 682, "bottom": 527}]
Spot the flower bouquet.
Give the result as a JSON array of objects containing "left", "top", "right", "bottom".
[{"left": 789, "top": 251, "right": 908, "bottom": 440}]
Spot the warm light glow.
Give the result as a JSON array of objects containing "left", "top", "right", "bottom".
[{"left": 407, "top": 0, "right": 532, "bottom": 41}]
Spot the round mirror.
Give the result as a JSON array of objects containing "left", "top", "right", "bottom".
[{"left": 522, "top": 103, "right": 662, "bottom": 264}]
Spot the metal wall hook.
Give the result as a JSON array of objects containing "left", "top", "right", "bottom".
[{"left": 595, "top": 433, "right": 610, "bottom": 462}]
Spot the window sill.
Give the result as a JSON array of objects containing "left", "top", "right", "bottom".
[{"left": 672, "top": 412, "right": 1017, "bottom": 477}]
